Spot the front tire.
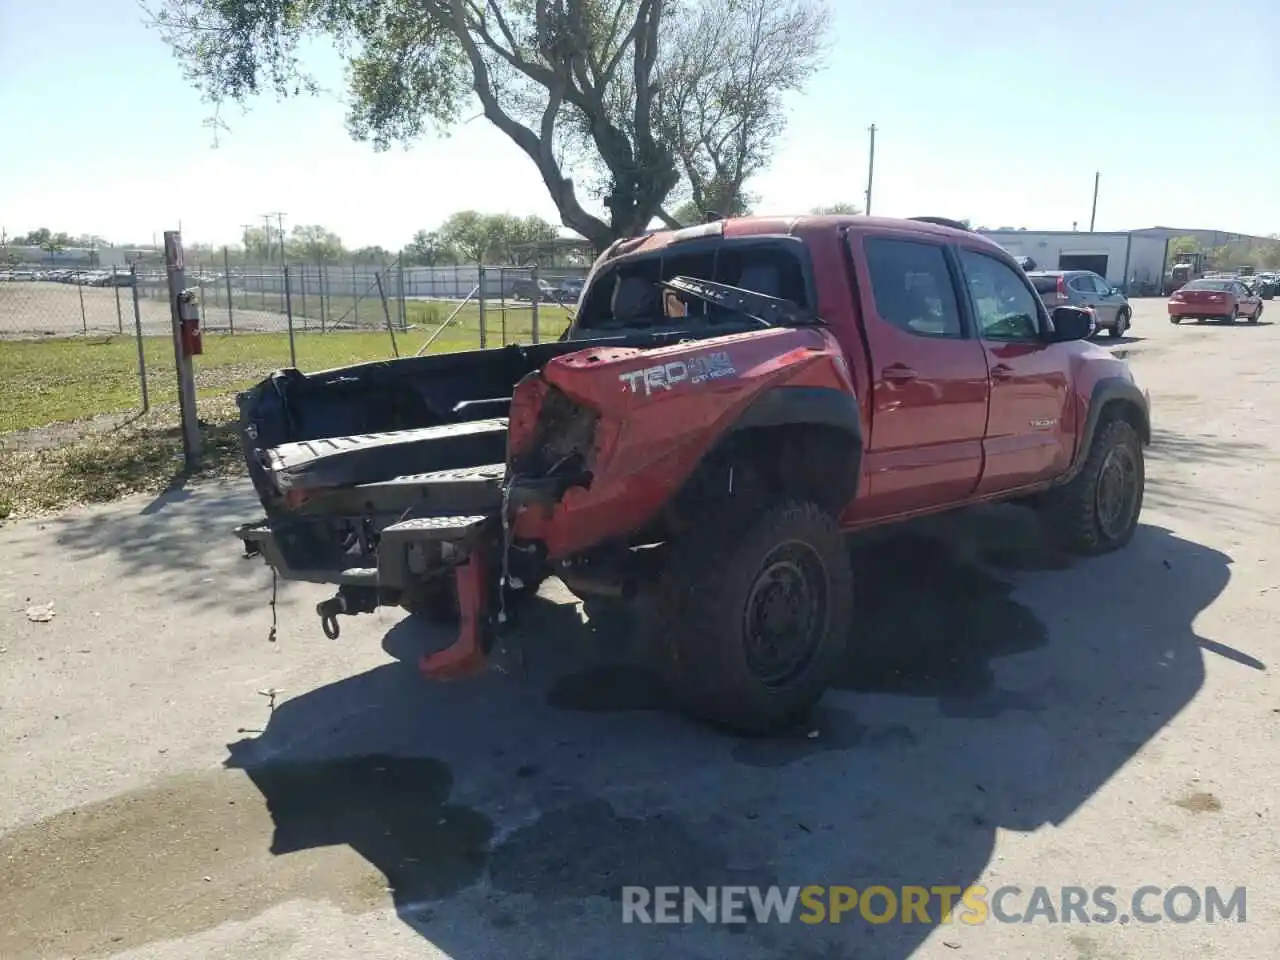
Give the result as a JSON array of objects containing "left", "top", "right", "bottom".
[
  {"left": 647, "top": 500, "right": 852, "bottom": 734},
  {"left": 1109, "top": 308, "right": 1130, "bottom": 338},
  {"left": 1039, "top": 419, "right": 1144, "bottom": 555},
  {"left": 1249, "top": 304, "right": 1261, "bottom": 324}
]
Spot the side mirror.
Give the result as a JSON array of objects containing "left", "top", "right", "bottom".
[{"left": 1048, "top": 305, "right": 1096, "bottom": 342}]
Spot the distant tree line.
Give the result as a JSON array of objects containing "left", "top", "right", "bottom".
[{"left": 1169, "top": 234, "right": 1280, "bottom": 270}]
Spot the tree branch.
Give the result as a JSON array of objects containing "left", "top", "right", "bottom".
[
  {"left": 656, "top": 207, "right": 683, "bottom": 229},
  {"left": 446, "top": 0, "right": 610, "bottom": 246}
]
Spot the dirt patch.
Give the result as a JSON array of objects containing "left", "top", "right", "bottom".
[
  {"left": 0, "top": 755, "right": 491, "bottom": 960},
  {"left": 1173, "top": 791, "right": 1222, "bottom": 814}
]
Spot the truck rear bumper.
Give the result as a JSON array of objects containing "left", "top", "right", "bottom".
[{"left": 235, "top": 512, "right": 492, "bottom": 592}]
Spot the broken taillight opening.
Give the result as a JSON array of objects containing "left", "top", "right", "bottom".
[
  {"left": 1056, "top": 276, "right": 1068, "bottom": 301},
  {"left": 283, "top": 487, "right": 316, "bottom": 509}
]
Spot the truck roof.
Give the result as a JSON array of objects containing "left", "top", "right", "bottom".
[{"left": 613, "top": 214, "right": 1003, "bottom": 260}]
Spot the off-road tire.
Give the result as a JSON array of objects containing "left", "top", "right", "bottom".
[
  {"left": 1109, "top": 308, "right": 1130, "bottom": 338},
  {"left": 1039, "top": 419, "right": 1144, "bottom": 555},
  {"left": 645, "top": 500, "right": 853, "bottom": 734}
]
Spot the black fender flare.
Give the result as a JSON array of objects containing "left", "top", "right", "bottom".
[
  {"left": 1059, "top": 376, "right": 1150, "bottom": 484},
  {"left": 723, "top": 386, "right": 865, "bottom": 509},
  {"left": 730, "top": 385, "right": 863, "bottom": 440}
]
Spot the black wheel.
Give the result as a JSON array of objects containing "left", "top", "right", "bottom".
[
  {"left": 1039, "top": 419, "right": 1144, "bottom": 555},
  {"left": 1224, "top": 307, "right": 1238, "bottom": 325},
  {"left": 1170, "top": 316, "right": 1182, "bottom": 325},
  {"left": 1249, "top": 305, "right": 1261, "bottom": 324},
  {"left": 645, "top": 500, "right": 852, "bottom": 734},
  {"left": 1109, "top": 308, "right": 1130, "bottom": 338}
]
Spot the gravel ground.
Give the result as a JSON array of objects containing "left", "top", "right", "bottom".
[{"left": 1, "top": 297, "right": 1277, "bottom": 960}]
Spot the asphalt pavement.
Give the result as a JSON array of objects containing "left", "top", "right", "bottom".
[{"left": 1, "top": 297, "right": 1277, "bottom": 959}]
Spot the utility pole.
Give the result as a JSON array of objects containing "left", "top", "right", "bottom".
[
  {"left": 265, "top": 212, "right": 287, "bottom": 263},
  {"left": 864, "top": 124, "right": 878, "bottom": 216},
  {"left": 163, "top": 230, "right": 200, "bottom": 470},
  {"left": 261, "top": 215, "right": 274, "bottom": 262},
  {"left": 1089, "top": 171, "right": 1100, "bottom": 232}
]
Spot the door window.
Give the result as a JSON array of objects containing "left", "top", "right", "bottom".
[
  {"left": 1090, "top": 274, "right": 1112, "bottom": 295},
  {"left": 959, "top": 249, "right": 1043, "bottom": 341},
  {"left": 864, "top": 238, "right": 963, "bottom": 338},
  {"left": 1068, "top": 274, "right": 1094, "bottom": 293}
]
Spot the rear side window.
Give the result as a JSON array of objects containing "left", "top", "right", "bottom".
[
  {"left": 1067, "top": 274, "right": 1094, "bottom": 293},
  {"left": 864, "top": 238, "right": 963, "bottom": 338}
]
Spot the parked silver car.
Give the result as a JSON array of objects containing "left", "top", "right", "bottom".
[{"left": 1028, "top": 270, "right": 1133, "bottom": 338}]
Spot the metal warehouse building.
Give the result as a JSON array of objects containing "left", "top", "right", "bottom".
[{"left": 978, "top": 230, "right": 1170, "bottom": 295}]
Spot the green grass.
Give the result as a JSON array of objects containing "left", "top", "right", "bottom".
[
  {"left": 0, "top": 294, "right": 575, "bottom": 519},
  {"left": 0, "top": 313, "right": 572, "bottom": 519},
  {"left": 0, "top": 311, "right": 571, "bottom": 436}
]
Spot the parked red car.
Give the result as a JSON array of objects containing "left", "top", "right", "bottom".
[{"left": 1168, "top": 278, "right": 1264, "bottom": 324}]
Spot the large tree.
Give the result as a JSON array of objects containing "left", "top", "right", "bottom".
[
  {"left": 288, "top": 224, "right": 346, "bottom": 263},
  {"left": 151, "top": 0, "right": 829, "bottom": 248},
  {"left": 659, "top": 0, "right": 828, "bottom": 224}
]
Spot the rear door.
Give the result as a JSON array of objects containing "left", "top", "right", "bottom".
[
  {"left": 846, "top": 232, "right": 991, "bottom": 519},
  {"left": 1232, "top": 281, "right": 1259, "bottom": 317},
  {"left": 955, "top": 246, "right": 1073, "bottom": 493}
]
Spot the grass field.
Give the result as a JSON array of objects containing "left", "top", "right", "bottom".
[{"left": 0, "top": 309, "right": 570, "bottom": 519}]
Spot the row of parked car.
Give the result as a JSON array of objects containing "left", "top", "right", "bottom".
[
  {"left": 1012, "top": 258, "right": 1277, "bottom": 339},
  {"left": 0, "top": 267, "right": 136, "bottom": 286}
]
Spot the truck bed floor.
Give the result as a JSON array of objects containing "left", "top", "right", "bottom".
[{"left": 263, "top": 418, "right": 509, "bottom": 493}]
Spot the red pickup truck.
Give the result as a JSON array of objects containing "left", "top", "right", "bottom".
[{"left": 235, "top": 214, "right": 1150, "bottom": 733}]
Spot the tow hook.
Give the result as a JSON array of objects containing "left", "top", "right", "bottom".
[
  {"left": 315, "top": 586, "right": 379, "bottom": 639},
  {"left": 316, "top": 597, "right": 343, "bottom": 639}
]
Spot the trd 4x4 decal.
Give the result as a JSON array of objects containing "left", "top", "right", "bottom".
[{"left": 618, "top": 351, "right": 737, "bottom": 396}]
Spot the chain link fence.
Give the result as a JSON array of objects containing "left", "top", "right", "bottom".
[{"left": 1, "top": 247, "right": 593, "bottom": 435}]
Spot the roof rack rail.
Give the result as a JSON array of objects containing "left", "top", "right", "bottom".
[{"left": 909, "top": 216, "right": 971, "bottom": 231}]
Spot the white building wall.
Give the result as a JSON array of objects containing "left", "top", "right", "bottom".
[{"left": 979, "top": 230, "right": 1169, "bottom": 293}]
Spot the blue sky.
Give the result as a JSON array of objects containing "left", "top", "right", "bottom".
[{"left": 1, "top": 0, "right": 1276, "bottom": 248}]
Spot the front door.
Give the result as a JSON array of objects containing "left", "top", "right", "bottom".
[
  {"left": 955, "top": 246, "right": 1073, "bottom": 494},
  {"left": 1067, "top": 272, "right": 1102, "bottom": 321},
  {"left": 1090, "top": 273, "right": 1126, "bottom": 327},
  {"left": 845, "top": 233, "right": 991, "bottom": 520},
  {"left": 1232, "top": 281, "right": 1260, "bottom": 318}
]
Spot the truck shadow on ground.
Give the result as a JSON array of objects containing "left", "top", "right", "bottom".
[
  {"left": 215, "top": 506, "right": 1252, "bottom": 960},
  {"left": 34, "top": 481, "right": 279, "bottom": 616}
]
